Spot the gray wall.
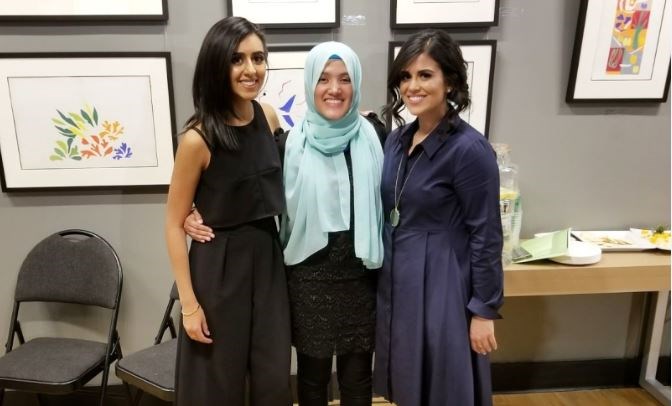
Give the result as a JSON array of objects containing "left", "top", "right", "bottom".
[{"left": 0, "top": 0, "right": 669, "bottom": 382}]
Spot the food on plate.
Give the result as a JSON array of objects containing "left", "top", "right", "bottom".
[{"left": 638, "top": 226, "right": 671, "bottom": 248}]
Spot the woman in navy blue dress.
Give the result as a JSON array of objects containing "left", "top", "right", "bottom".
[{"left": 374, "top": 30, "right": 504, "bottom": 406}]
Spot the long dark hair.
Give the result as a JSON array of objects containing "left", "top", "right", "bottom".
[
  {"left": 384, "top": 29, "right": 470, "bottom": 129},
  {"left": 185, "top": 16, "right": 267, "bottom": 151}
]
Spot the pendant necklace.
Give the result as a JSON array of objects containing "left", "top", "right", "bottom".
[{"left": 391, "top": 150, "right": 424, "bottom": 227}]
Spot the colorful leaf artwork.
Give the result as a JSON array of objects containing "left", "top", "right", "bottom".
[
  {"left": 607, "top": 0, "right": 652, "bottom": 75},
  {"left": 113, "top": 143, "right": 133, "bottom": 160},
  {"left": 49, "top": 105, "right": 133, "bottom": 162}
]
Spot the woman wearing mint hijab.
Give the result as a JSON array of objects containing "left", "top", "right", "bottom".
[
  {"left": 185, "top": 41, "right": 385, "bottom": 405},
  {"left": 281, "top": 41, "right": 384, "bottom": 406}
]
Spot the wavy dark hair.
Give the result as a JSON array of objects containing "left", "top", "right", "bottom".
[
  {"left": 384, "top": 29, "right": 470, "bottom": 129},
  {"left": 184, "top": 16, "right": 267, "bottom": 151}
]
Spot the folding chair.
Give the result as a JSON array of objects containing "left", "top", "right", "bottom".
[
  {"left": 115, "top": 283, "right": 179, "bottom": 405},
  {"left": 0, "top": 229, "right": 123, "bottom": 406}
]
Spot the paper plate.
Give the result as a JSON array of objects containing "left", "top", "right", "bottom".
[{"left": 549, "top": 241, "right": 602, "bottom": 265}]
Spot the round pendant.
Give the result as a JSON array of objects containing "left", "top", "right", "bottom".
[{"left": 390, "top": 208, "right": 400, "bottom": 227}]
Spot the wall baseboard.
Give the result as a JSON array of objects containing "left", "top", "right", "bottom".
[
  {"left": 492, "top": 357, "right": 651, "bottom": 392},
  {"left": 2, "top": 357, "right": 669, "bottom": 405}
]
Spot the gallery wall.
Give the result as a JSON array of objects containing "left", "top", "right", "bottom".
[{"left": 0, "top": 0, "right": 669, "bottom": 384}]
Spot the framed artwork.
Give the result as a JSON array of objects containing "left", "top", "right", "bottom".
[
  {"left": 227, "top": 0, "right": 339, "bottom": 28},
  {"left": 566, "top": 0, "right": 671, "bottom": 102},
  {"left": 390, "top": 0, "right": 499, "bottom": 29},
  {"left": 0, "top": 0, "right": 168, "bottom": 23},
  {"left": 386, "top": 40, "right": 497, "bottom": 138},
  {"left": 259, "top": 46, "right": 312, "bottom": 130},
  {"left": 0, "top": 53, "right": 176, "bottom": 192}
]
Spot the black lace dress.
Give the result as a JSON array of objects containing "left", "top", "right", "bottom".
[{"left": 286, "top": 147, "right": 378, "bottom": 359}]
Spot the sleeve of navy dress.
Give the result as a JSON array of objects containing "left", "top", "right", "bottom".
[{"left": 453, "top": 136, "right": 504, "bottom": 320}]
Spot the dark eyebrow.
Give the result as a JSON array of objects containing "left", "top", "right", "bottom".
[{"left": 232, "top": 51, "right": 265, "bottom": 57}]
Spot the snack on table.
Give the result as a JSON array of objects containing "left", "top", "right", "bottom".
[{"left": 639, "top": 226, "right": 671, "bottom": 247}]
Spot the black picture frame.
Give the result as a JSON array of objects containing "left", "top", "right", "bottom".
[
  {"left": 0, "top": 52, "right": 176, "bottom": 192},
  {"left": 0, "top": 0, "right": 168, "bottom": 23},
  {"left": 390, "top": 0, "right": 499, "bottom": 29},
  {"left": 566, "top": 0, "right": 670, "bottom": 103},
  {"left": 386, "top": 40, "right": 497, "bottom": 138},
  {"left": 227, "top": 0, "right": 340, "bottom": 29}
]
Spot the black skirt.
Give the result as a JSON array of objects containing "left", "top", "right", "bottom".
[{"left": 286, "top": 230, "right": 377, "bottom": 358}]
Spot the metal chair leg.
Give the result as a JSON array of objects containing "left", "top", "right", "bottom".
[
  {"left": 123, "top": 382, "right": 134, "bottom": 405},
  {"left": 99, "top": 365, "right": 110, "bottom": 406},
  {"left": 133, "top": 390, "right": 145, "bottom": 406},
  {"left": 122, "top": 382, "right": 145, "bottom": 406}
]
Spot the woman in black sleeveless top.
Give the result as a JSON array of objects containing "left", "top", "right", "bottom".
[{"left": 165, "top": 17, "right": 291, "bottom": 406}]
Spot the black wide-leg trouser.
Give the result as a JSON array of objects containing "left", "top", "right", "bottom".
[{"left": 175, "top": 218, "right": 292, "bottom": 406}]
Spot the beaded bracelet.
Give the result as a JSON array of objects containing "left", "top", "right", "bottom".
[{"left": 181, "top": 304, "right": 200, "bottom": 317}]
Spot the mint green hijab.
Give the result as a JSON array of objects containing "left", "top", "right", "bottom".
[{"left": 281, "top": 42, "right": 384, "bottom": 269}]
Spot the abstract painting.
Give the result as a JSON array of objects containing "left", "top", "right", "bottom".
[
  {"left": 258, "top": 46, "right": 311, "bottom": 131},
  {"left": 605, "top": 0, "right": 653, "bottom": 75}
]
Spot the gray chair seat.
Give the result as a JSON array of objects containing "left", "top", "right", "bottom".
[
  {"left": 0, "top": 337, "right": 107, "bottom": 393},
  {"left": 115, "top": 339, "right": 176, "bottom": 401},
  {"left": 115, "top": 283, "right": 178, "bottom": 405}
]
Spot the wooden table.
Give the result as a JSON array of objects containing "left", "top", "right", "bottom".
[{"left": 504, "top": 251, "right": 671, "bottom": 404}]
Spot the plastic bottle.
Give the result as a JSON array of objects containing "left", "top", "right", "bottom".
[{"left": 491, "top": 143, "right": 522, "bottom": 266}]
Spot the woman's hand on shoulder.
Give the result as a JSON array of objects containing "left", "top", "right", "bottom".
[{"left": 260, "top": 102, "right": 282, "bottom": 135}]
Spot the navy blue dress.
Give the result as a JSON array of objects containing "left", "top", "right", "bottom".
[{"left": 374, "top": 113, "right": 503, "bottom": 406}]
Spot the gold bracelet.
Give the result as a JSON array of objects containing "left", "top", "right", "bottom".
[{"left": 181, "top": 304, "right": 200, "bottom": 317}]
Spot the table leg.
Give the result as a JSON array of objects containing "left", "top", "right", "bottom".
[{"left": 639, "top": 290, "right": 670, "bottom": 404}]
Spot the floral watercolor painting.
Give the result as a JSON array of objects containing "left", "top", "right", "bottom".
[
  {"left": 50, "top": 104, "right": 132, "bottom": 162},
  {"left": 8, "top": 75, "right": 158, "bottom": 170}
]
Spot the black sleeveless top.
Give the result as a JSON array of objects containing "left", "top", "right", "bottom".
[{"left": 193, "top": 101, "right": 284, "bottom": 228}]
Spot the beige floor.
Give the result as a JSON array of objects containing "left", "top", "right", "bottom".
[{"left": 315, "top": 388, "right": 663, "bottom": 405}]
